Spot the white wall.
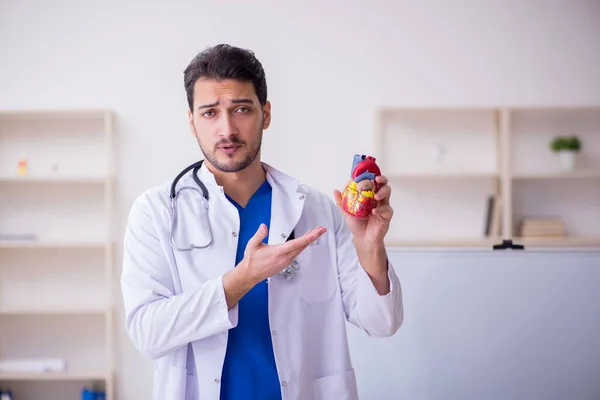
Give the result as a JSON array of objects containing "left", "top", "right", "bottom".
[{"left": 1, "top": 0, "right": 600, "bottom": 399}]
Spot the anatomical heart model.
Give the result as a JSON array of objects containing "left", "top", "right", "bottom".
[{"left": 341, "top": 154, "right": 382, "bottom": 219}]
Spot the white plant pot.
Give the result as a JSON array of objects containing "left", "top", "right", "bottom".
[{"left": 558, "top": 150, "right": 577, "bottom": 172}]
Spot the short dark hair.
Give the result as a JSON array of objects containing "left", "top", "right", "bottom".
[{"left": 183, "top": 44, "right": 268, "bottom": 111}]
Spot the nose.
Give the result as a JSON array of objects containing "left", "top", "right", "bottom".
[{"left": 218, "top": 113, "right": 238, "bottom": 138}]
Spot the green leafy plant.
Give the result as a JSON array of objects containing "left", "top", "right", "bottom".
[{"left": 550, "top": 135, "right": 581, "bottom": 152}]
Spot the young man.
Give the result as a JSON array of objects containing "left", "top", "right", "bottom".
[{"left": 121, "top": 44, "right": 403, "bottom": 400}]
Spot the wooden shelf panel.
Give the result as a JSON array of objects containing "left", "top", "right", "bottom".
[
  {"left": 385, "top": 237, "right": 600, "bottom": 248},
  {"left": 512, "top": 170, "right": 600, "bottom": 180},
  {"left": 0, "top": 240, "right": 107, "bottom": 249},
  {"left": 0, "top": 176, "right": 110, "bottom": 183},
  {"left": 0, "top": 308, "right": 107, "bottom": 315},
  {"left": 386, "top": 238, "right": 500, "bottom": 248},
  {"left": 389, "top": 172, "right": 499, "bottom": 179},
  {"left": 0, "top": 109, "right": 110, "bottom": 120},
  {"left": 0, "top": 370, "right": 107, "bottom": 381}
]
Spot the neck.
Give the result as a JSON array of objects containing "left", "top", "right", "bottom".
[{"left": 206, "top": 158, "right": 266, "bottom": 208}]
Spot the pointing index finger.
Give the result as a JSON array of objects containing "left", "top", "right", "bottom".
[{"left": 282, "top": 226, "right": 327, "bottom": 255}]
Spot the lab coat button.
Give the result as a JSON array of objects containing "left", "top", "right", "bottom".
[
  {"left": 231, "top": 231, "right": 237, "bottom": 238},
  {"left": 281, "top": 233, "right": 287, "bottom": 239},
  {"left": 215, "top": 378, "right": 220, "bottom": 384},
  {"left": 281, "top": 381, "right": 287, "bottom": 387},
  {"left": 271, "top": 330, "right": 277, "bottom": 335},
  {"left": 299, "top": 194, "right": 305, "bottom": 200}
]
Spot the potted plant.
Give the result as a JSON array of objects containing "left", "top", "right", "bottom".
[{"left": 550, "top": 135, "right": 581, "bottom": 171}]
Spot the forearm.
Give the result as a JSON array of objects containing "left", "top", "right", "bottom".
[
  {"left": 354, "top": 240, "right": 390, "bottom": 295},
  {"left": 125, "top": 266, "right": 258, "bottom": 360},
  {"left": 124, "top": 277, "right": 236, "bottom": 359},
  {"left": 222, "top": 260, "right": 258, "bottom": 309}
]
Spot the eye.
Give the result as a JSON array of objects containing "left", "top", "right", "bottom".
[
  {"left": 235, "top": 107, "right": 250, "bottom": 113},
  {"left": 202, "top": 110, "right": 215, "bottom": 118}
]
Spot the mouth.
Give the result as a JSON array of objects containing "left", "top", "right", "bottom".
[{"left": 218, "top": 144, "right": 241, "bottom": 155}]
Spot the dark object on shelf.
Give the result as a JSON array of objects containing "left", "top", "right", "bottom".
[
  {"left": 493, "top": 239, "right": 525, "bottom": 250},
  {"left": 0, "top": 389, "right": 14, "bottom": 399}
]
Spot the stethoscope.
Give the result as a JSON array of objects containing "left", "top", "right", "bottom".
[
  {"left": 169, "top": 160, "right": 300, "bottom": 279},
  {"left": 169, "top": 160, "right": 212, "bottom": 252}
]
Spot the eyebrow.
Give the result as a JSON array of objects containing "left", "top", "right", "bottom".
[{"left": 197, "top": 98, "right": 255, "bottom": 110}]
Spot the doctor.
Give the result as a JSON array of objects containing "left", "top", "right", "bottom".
[{"left": 121, "top": 43, "right": 403, "bottom": 400}]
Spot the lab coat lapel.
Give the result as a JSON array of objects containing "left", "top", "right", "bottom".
[
  {"left": 197, "top": 159, "right": 305, "bottom": 244},
  {"left": 264, "top": 163, "right": 305, "bottom": 245}
]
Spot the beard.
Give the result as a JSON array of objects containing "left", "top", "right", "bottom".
[{"left": 194, "top": 123, "right": 263, "bottom": 173}]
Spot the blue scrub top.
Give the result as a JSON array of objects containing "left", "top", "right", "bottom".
[{"left": 220, "top": 179, "right": 282, "bottom": 400}]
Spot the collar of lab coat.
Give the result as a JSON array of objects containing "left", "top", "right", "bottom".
[{"left": 196, "top": 160, "right": 307, "bottom": 245}]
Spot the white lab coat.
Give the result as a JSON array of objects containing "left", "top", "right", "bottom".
[{"left": 121, "top": 161, "right": 403, "bottom": 400}]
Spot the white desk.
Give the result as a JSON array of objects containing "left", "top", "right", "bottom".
[{"left": 349, "top": 248, "right": 600, "bottom": 400}]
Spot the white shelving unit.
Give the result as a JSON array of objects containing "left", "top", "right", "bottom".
[
  {"left": 0, "top": 110, "right": 115, "bottom": 399},
  {"left": 374, "top": 106, "right": 600, "bottom": 249}
]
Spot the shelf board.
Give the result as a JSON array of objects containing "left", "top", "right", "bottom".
[
  {"left": 388, "top": 172, "right": 499, "bottom": 179},
  {"left": 0, "top": 370, "right": 107, "bottom": 381},
  {"left": 512, "top": 170, "right": 600, "bottom": 180},
  {"left": 0, "top": 307, "right": 107, "bottom": 315},
  {"left": 0, "top": 176, "right": 109, "bottom": 184},
  {"left": 386, "top": 238, "right": 499, "bottom": 247},
  {"left": 385, "top": 237, "right": 600, "bottom": 248},
  {"left": 513, "top": 236, "right": 600, "bottom": 247},
  {"left": 379, "top": 106, "right": 499, "bottom": 112},
  {"left": 0, "top": 109, "right": 110, "bottom": 120},
  {"left": 0, "top": 240, "right": 107, "bottom": 249}
]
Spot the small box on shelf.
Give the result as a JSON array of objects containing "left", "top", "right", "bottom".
[{"left": 518, "top": 217, "right": 566, "bottom": 238}]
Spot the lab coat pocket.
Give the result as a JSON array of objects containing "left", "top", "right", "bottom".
[
  {"left": 154, "top": 364, "right": 187, "bottom": 400},
  {"left": 313, "top": 368, "right": 359, "bottom": 400},
  {"left": 296, "top": 244, "right": 336, "bottom": 304}
]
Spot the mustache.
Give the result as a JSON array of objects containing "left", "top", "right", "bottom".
[{"left": 216, "top": 138, "right": 245, "bottom": 148}]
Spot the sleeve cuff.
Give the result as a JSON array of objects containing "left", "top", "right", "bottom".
[
  {"left": 228, "top": 304, "right": 239, "bottom": 328},
  {"left": 358, "top": 258, "right": 395, "bottom": 298},
  {"left": 216, "top": 275, "right": 239, "bottom": 329},
  {"left": 355, "top": 259, "right": 403, "bottom": 337}
]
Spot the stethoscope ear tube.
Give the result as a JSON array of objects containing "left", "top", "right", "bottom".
[
  {"left": 169, "top": 160, "right": 212, "bottom": 251},
  {"left": 192, "top": 163, "right": 209, "bottom": 201},
  {"left": 170, "top": 160, "right": 209, "bottom": 201}
]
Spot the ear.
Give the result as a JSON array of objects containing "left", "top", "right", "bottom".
[
  {"left": 262, "top": 101, "right": 271, "bottom": 129},
  {"left": 188, "top": 108, "right": 195, "bottom": 136}
]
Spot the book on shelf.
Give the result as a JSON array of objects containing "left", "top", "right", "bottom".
[
  {"left": 519, "top": 217, "right": 566, "bottom": 237},
  {"left": 484, "top": 194, "right": 502, "bottom": 237}
]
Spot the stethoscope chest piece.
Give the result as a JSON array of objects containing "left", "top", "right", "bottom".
[{"left": 279, "top": 259, "right": 300, "bottom": 280}]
